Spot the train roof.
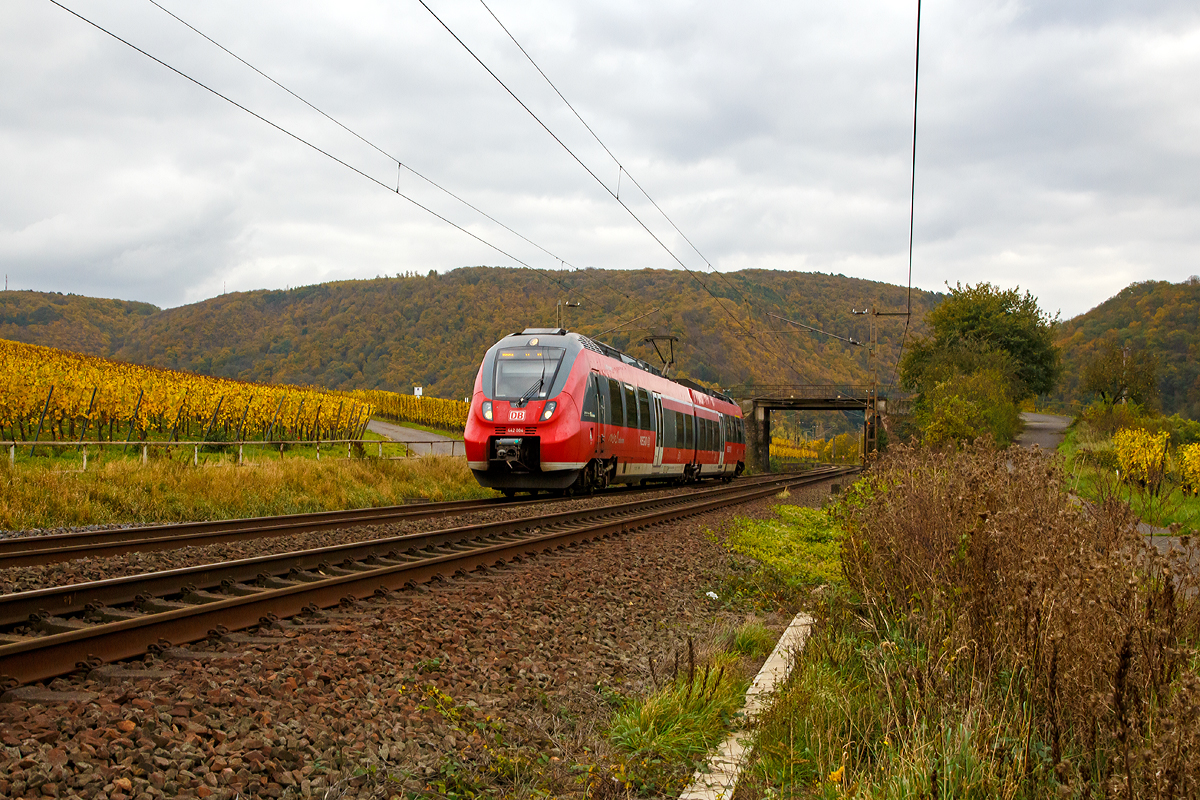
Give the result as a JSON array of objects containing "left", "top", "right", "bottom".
[{"left": 511, "top": 328, "right": 736, "bottom": 406}]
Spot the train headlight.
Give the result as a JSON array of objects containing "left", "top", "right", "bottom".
[
  {"left": 482, "top": 400, "right": 493, "bottom": 421},
  {"left": 540, "top": 401, "right": 557, "bottom": 421}
]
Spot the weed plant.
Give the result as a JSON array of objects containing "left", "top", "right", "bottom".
[
  {"left": 585, "top": 623, "right": 786, "bottom": 798},
  {"left": 745, "top": 442, "right": 1200, "bottom": 798},
  {"left": 0, "top": 454, "right": 491, "bottom": 529},
  {"left": 720, "top": 505, "right": 844, "bottom": 608}
]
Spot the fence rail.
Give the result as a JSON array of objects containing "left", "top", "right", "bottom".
[{"left": 5, "top": 438, "right": 465, "bottom": 469}]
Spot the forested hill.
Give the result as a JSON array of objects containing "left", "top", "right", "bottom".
[
  {"left": 0, "top": 291, "right": 158, "bottom": 356},
  {"left": 1, "top": 268, "right": 939, "bottom": 399},
  {"left": 1055, "top": 278, "right": 1200, "bottom": 418}
]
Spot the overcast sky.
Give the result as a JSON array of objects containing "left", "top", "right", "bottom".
[{"left": 2, "top": 0, "right": 1198, "bottom": 319}]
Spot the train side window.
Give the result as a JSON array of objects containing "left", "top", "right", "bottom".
[
  {"left": 674, "top": 408, "right": 684, "bottom": 446},
  {"left": 684, "top": 413, "right": 694, "bottom": 450},
  {"left": 580, "top": 376, "right": 598, "bottom": 422},
  {"left": 637, "top": 389, "right": 652, "bottom": 431},
  {"left": 664, "top": 409, "right": 676, "bottom": 447},
  {"left": 607, "top": 378, "right": 623, "bottom": 426},
  {"left": 699, "top": 418, "right": 707, "bottom": 451},
  {"left": 623, "top": 384, "right": 638, "bottom": 429},
  {"left": 705, "top": 418, "right": 713, "bottom": 451}
]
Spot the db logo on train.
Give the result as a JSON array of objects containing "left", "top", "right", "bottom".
[{"left": 509, "top": 409, "right": 526, "bottom": 422}]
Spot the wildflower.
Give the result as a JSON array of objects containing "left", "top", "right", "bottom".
[
  {"left": 828, "top": 765, "right": 844, "bottom": 783},
  {"left": 706, "top": 591, "right": 719, "bottom": 600}
]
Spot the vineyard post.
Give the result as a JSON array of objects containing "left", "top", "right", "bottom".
[
  {"left": 29, "top": 385, "right": 54, "bottom": 458},
  {"left": 168, "top": 394, "right": 189, "bottom": 442},
  {"left": 310, "top": 404, "right": 322, "bottom": 446},
  {"left": 330, "top": 402, "right": 344, "bottom": 443},
  {"left": 77, "top": 387, "right": 98, "bottom": 444},
  {"left": 121, "top": 389, "right": 144, "bottom": 454},
  {"left": 290, "top": 399, "right": 306, "bottom": 443},
  {"left": 199, "top": 396, "right": 224, "bottom": 455},
  {"left": 82, "top": 446, "right": 87, "bottom": 472},
  {"left": 264, "top": 396, "right": 285, "bottom": 443},
  {"left": 236, "top": 398, "right": 252, "bottom": 444}
]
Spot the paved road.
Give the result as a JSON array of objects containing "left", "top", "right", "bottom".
[
  {"left": 367, "top": 420, "right": 464, "bottom": 456},
  {"left": 1016, "top": 412, "right": 1072, "bottom": 451}
]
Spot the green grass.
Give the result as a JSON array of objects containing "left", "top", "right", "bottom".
[
  {"left": 724, "top": 504, "right": 844, "bottom": 593},
  {"left": 597, "top": 622, "right": 780, "bottom": 796},
  {"left": 1061, "top": 427, "right": 1200, "bottom": 532},
  {"left": 744, "top": 602, "right": 1060, "bottom": 800}
]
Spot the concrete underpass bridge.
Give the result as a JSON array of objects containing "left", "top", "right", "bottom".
[{"left": 730, "top": 385, "right": 889, "bottom": 473}]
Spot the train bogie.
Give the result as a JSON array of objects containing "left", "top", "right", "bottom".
[{"left": 464, "top": 328, "right": 745, "bottom": 493}]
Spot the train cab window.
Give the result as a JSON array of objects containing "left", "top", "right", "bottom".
[
  {"left": 607, "top": 378, "right": 624, "bottom": 426},
  {"left": 580, "top": 377, "right": 599, "bottom": 422},
  {"left": 637, "top": 389, "right": 652, "bottom": 431},
  {"left": 624, "top": 384, "right": 638, "bottom": 430},
  {"left": 684, "top": 413, "right": 694, "bottom": 450},
  {"left": 493, "top": 347, "right": 566, "bottom": 400}
]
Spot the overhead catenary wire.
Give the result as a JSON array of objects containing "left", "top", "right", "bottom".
[
  {"left": 416, "top": 0, "right": 815, "bottom": 384},
  {"left": 890, "top": 0, "right": 922, "bottom": 387},
  {"left": 140, "top": 0, "right": 636, "bottom": 312},
  {"left": 43, "top": 0, "right": 604, "bottom": 305},
  {"left": 473, "top": 0, "right": 860, "bottom": 373}
]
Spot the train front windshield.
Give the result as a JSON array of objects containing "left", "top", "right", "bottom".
[{"left": 493, "top": 348, "right": 566, "bottom": 400}]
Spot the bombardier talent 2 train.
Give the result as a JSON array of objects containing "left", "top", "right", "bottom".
[{"left": 465, "top": 328, "right": 746, "bottom": 495}]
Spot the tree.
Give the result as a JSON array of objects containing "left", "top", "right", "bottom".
[
  {"left": 901, "top": 282, "right": 1062, "bottom": 401},
  {"left": 1081, "top": 341, "right": 1159, "bottom": 408}
]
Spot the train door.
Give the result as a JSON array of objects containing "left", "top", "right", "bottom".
[
  {"left": 593, "top": 374, "right": 608, "bottom": 457},
  {"left": 717, "top": 413, "right": 726, "bottom": 469},
  {"left": 652, "top": 393, "right": 664, "bottom": 468}
]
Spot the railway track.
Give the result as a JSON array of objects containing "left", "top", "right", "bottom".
[
  {"left": 0, "top": 471, "right": 825, "bottom": 569},
  {"left": 0, "top": 467, "right": 855, "bottom": 686}
]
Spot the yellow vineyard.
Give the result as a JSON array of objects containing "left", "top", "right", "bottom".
[
  {"left": 352, "top": 390, "right": 469, "bottom": 431},
  {"left": 770, "top": 434, "right": 860, "bottom": 463},
  {"left": 1, "top": 338, "right": 374, "bottom": 443}
]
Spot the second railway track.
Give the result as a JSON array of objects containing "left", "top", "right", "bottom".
[
  {"left": 0, "top": 467, "right": 855, "bottom": 686},
  {"left": 0, "top": 472, "right": 829, "bottom": 569}
]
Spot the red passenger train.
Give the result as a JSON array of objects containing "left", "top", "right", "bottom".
[{"left": 465, "top": 328, "right": 746, "bottom": 494}]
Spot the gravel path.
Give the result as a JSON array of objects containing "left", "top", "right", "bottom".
[
  {"left": 1016, "top": 412, "right": 1071, "bottom": 451},
  {"left": 366, "top": 421, "right": 460, "bottom": 457},
  {"left": 0, "top": 480, "right": 835, "bottom": 800}
]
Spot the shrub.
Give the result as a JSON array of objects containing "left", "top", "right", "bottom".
[{"left": 1113, "top": 427, "right": 1170, "bottom": 486}]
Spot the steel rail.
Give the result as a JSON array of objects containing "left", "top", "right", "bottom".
[
  {"left": 0, "top": 471, "right": 826, "bottom": 568},
  {"left": 0, "top": 469, "right": 847, "bottom": 626},
  {"left": 0, "top": 468, "right": 855, "bottom": 686}
]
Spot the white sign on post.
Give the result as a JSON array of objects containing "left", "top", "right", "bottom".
[{"left": 414, "top": 386, "right": 423, "bottom": 397}]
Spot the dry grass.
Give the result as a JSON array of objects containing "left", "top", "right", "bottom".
[
  {"left": 0, "top": 455, "right": 491, "bottom": 530},
  {"left": 743, "top": 442, "right": 1200, "bottom": 798},
  {"left": 841, "top": 442, "right": 1200, "bottom": 797}
]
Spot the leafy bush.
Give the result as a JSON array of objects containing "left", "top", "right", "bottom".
[{"left": 1113, "top": 427, "right": 1170, "bottom": 486}]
